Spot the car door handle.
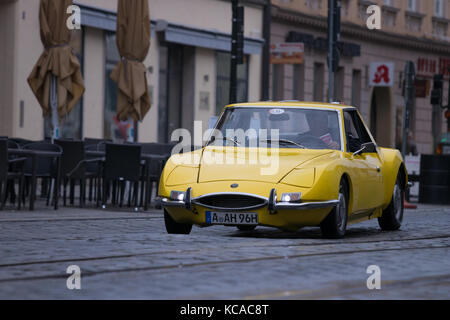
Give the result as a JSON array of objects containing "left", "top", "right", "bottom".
[{"left": 376, "top": 166, "right": 381, "bottom": 173}]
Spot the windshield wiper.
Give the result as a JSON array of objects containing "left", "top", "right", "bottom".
[{"left": 260, "top": 139, "right": 306, "bottom": 149}]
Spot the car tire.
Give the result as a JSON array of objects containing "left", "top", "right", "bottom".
[
  {"left": 320, "top": 179, "right": 349, "bottom": 239},
  {"left": 378, "top": 173, "right": 404, "bottom": 231},
  {"left": 237, "top": 225, "right": 256, "bottom": 231},
  {"left": 164, "top": 209, "right": 192, "bottom": 235}
]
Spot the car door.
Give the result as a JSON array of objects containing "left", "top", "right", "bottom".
[
  {"left": 351, "top": 110, "right": 384, "bottom": 207},
  {"left": 343, "top": 110, "right": 383, "bottom": 212}
]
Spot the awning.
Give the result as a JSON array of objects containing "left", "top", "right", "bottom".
[
  {"left": 158, "top": 21, "right": 264, "bottom": 55},
  {"left": 76, "top": 3, "right": 263, "bottom": 54}
]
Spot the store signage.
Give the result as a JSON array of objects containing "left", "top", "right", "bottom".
[
  {"left": 270, "top": 42, "right": 304, "bottom": 64},
  {"left": 369, "top": 62, "right": 395, "bottom": 87},
  {"left": 415, "top": 79, "right": 430, "bottom": 98},
  {"left": 417, "top": 57, "right": 450, "bottom": 78},
  {"left": 286, "top": 31, "right": 361, "bottom": 57}
]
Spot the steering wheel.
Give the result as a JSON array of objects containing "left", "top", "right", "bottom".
[{"left": 297, "top": 133, "right": 329, "bottom": 149}]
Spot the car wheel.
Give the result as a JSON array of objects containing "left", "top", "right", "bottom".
[
  {"left": 320, "top": 179, "right": 348, "bottom": 239},
  {"left": 237, "top": 225, "right": 256, "bottom": 231},
  {"left": 378, "top": 173, "right": 404, "bottom": 231},
  {"left": 164, "top": 209, "right": 192, "bottom": 235}
]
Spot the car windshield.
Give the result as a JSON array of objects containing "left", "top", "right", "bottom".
[{"left": 209, "top": 107, "right": 341, "bottom": 150}]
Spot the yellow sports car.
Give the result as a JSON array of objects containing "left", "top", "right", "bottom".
[{"left": 158, "top": 102, "right": 407, "bottom": 238}]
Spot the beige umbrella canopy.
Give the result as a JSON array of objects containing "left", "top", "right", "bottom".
[
  {"left": 28, "top": 0, "right": 85, "bottom": 121},
  {"left": 110, "top": 0, "right": 151, "bottom": 122}
]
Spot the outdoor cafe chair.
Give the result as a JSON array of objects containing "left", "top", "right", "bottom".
[
  {"left": 0, "top": 139, "right": 26, "bottom": 210},
  {"left": 84, "top": 138, "right": 112, "bottom": 148},
  {"left": 22, "top": 143, "right": 62, "bottom": 209},
  {"left": 102, "top": 143, "right": 143, "bottom": 210},
  {"left": 55, "top": 140, "right": 103, "bottom": 207}
]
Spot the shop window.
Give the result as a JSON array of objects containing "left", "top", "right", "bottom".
[
  {"left": 104, "top": 32, "right": 137, "bottom": 142},
  {"left": 272, "top": 64, "right": 285, "bottom": 101},
  {"left": 334, "top": 66, "right": 344, "bottom": 103},
  {"left": 293, "top": 64, "right": 305, "bottom": 101},
  {"left": 44, "top": 28, "right": 84, "bottom": 140},
  {"left": 352, "top": 69, "right": 361, "bottom": 108},
  {"left": 215, "top": 51, "right": 249, "bottom": 115},
  {"left": 313, "top": 62, "right": 324, "bottom": 102}
]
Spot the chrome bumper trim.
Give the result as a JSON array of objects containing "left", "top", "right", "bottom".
[
  {"left": 160, "top": 198, "right": 186, "bottom": 208},
  {"left": 274, "top": 200, "right": 339, "bottom": 210},
  {"left": 160, "top": 188, "right": 339, "bottom": 213}
]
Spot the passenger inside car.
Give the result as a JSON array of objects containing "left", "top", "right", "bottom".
[{"left": 304, "top": 112, "right": 340, "bottom": 150}]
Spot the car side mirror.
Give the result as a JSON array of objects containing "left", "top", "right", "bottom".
[
  {"left": 362, "top": 142, "right": 377, "bottom": 153},
  {"left": 353, "top": 142, "right": 376, "bottom": 156},
  {"left": 352, "top": 145, "right": 366, "bottom": 157}
]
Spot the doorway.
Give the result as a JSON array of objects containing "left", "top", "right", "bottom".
[
  {"left": 370, "top": 87, "right": 393, "bottom": 147},
  {"left": 158, "top": 44, "right": 196, "bottom": 143}
]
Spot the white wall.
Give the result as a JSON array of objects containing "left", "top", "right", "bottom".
[
  {"left": 195, "top": 48, "right": 216, "bottom": 139},
  {"left": 138, "top": 31, "right": 159, "bottom": 142},
  {"left": 14, "top": 0, "right": 44, "bottom": 139},
  {"left": 83, "top": 27, "right": 105, "bottom": 139},
  {"left": 0, "top": 1, "right": 16, "bottom": 137}
]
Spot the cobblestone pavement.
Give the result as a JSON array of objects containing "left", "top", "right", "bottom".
[{"left": 0, "top": 202, "right": 449, "bottom": 299}]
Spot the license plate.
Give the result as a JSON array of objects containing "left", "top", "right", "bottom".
[{"left": 205, "top": 211, "right": 258, "bottom": 225}]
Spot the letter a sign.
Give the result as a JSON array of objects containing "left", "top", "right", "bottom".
[{"left": 369, "top": 62, "right": 395, "bottom": 87}]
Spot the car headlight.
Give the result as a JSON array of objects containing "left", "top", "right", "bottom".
[
  {"left": 280, "top": 192, "right": 302, "bottom": 203},
  {"left": 170, "top": 191, "right": 186, "bottom": 201}
]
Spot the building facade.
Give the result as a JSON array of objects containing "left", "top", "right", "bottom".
[
  {"left": 270, "top": 0, "right": 450, "bottom": 154},
  {"left": 0, "top": 0, "right": 265, "bottom": 144}
]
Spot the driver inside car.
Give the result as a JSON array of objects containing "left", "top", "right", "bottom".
[{"left": 305, "top": 112, "right": 340, "bottom": 150}]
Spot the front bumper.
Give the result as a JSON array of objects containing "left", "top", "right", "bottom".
[{"left": 159, "top": 188, "right": 339, "bottom": 213}]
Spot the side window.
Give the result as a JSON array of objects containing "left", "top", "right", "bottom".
[
  {"left": 344, "top": 111, "right": 361, "bottom": 152},
  {"left": 351, "top": 111, "right": 373, "bottom": 144}
]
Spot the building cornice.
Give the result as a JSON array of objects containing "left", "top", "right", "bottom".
[{"left": 272, "top": 5, "right": 450, "bottom": 55}]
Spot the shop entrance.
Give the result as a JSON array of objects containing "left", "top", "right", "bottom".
[
  {"left": 158, "top": 44, "right": 195, "bottom": 143},
  {"left": 370, "top": 87, "right": 393, "bottom": 147}
]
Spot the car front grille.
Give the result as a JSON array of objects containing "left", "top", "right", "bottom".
[{"left": 193, "top": 193, "right": 267, "bottom": 211}]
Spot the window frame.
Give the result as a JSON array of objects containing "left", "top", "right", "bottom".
[
  {"left": 407, "top": 0, "right": 417, "bottom": 11},
  {"left": 435, "top": 0, "right": 444, "bottom": 17},
  {"left": 343, "top": 109, "right": 376, "bottom": 153}
]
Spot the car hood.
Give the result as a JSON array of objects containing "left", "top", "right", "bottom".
[{"left": 198, "top": 146, "right": 333, "bottom": 183}]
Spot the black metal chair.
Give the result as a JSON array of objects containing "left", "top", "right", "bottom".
[
  {"left": 0, "top": 139, "right": 26, "bottom": 210},
  {"left": 55, "top": 140, "right": 103, "bottom": 207},
  {"left": 9, "top": 138, "right": 39, "bottom": 147},
  {"left": 5, "top": 140, "right": 21, "bottom": 204},
  {"left": 22, "top": 143, "right": 62, "bottom": 208},
  {"left": 102, "top": 143, "right": 143, "bottom": 210},
  {"left": 84, "top": 138, "right": 112, "bottom": 148},
  {"left": 138, "top": 142, "right": 175, "bottom": 206}
]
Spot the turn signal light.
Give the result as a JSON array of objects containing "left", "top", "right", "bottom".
[
  {"left": 436, "top": 144, "right": 443, "bottom": 155},
  {"left": 445, "top": 110, "right": 450, "bottom": 119}
]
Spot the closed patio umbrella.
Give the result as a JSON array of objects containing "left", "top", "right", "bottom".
[
  {"left": 28, "top": 0, "right": 85, "bottom": 141},
  {"left": 110, "top": 0, "right": 151, "bottom": 125}
]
